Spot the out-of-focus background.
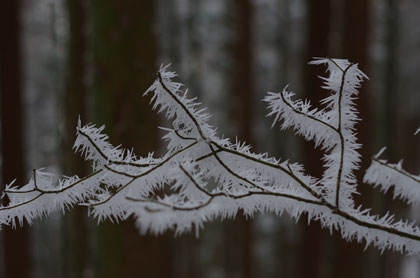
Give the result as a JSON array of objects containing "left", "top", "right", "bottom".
[{"left": 0, "top": 0, "right": 419, "bottom": 277}]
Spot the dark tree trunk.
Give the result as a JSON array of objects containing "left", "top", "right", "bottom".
[
  {"left": 333, "top": 1, "right": 373, "bottom": 278},
  {"left": 90, "top": 1, "right": 173, "bottom": 277},
  {"left": 62, "top": 0, "right": 90, "bottom": 277},
  {"left": 231, "top": 0, "right": 254, "bottom": 141},
  {"left": 301, "top": 1, "right": 331, "bottom": 277},
  {"left": 227, "top": 0, "right": 254, "bottom": 277},
  {"left": 0, "top": 0, "right": 30, "bottom": 277},
  {"left": 383, "top": 0, "right": 398, "bottom": 152},
  {"left": 382, "top": 0, "right": 401, "bottom": 277}
]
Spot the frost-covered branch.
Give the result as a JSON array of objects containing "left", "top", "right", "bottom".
[
  {"left": 2, "top": 58, "right": 420, "bottom": 256},
  {"left": 364, "top": 147, "right": 420, "bottom": 205}
]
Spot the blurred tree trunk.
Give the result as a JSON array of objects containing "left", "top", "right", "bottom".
[
  {"left": 90, "top": 1, "right": 173, "bottom": 277},
  {"left": 0, "top": 0, "right": 30, "bottom": 277},
  {"left": 62, "top": 0, "right": 90, "bottom": 277},
  {"left": 383, "top": 0, "right": 398, "bottom": 153},
  {"left": 382, "top": 0, "right": 401, "bottom": 277},
  {"left": 273, "top": 1, "right": 301, "bottom": 276},
  {"left": 184, "top": 0, "right": 203, "bottom": 98},
  {"left": 333, "top": 0, "right": 373, "bottom": 278},
  {"left": 159, "top": 1, "right": 201, "bottom": 277},
  {"left": 226, "top": 0, "right": 254, "bottom": 277},
  {"left": 301, "top": 1, "right": 330, "bottom": 277}
]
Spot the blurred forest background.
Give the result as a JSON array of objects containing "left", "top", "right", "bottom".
[{"left": 0, "top": 0, "right": 420, "bottom": 277}]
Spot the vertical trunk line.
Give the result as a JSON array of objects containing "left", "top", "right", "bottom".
[
  {"left": 228, "top": 0, "right": 254, "bottom": 277},
  {"left": 301, "top": 1, "right": 331, "bottom": 277},
  {"left": 0, "top": 0, "right": 31, "bottom": 277},
  {"left": 62, "top": 0, "right": 90, "bottom": 277}
]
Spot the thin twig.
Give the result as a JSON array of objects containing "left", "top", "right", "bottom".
[
  {"left": 335, "top": 63, "right": 355, "bottom": 210},
  {"left": 77, "top": 129, "right": 156, "bottom": 168},
  {"left": 372, "top": 157, "right": 420, "bottom": 183},
  {"left": 157, "top": 72, "right": 207, "bottom": 140},
  {"left": 90, "top": 141, "right": 198, "bottom": 206}
]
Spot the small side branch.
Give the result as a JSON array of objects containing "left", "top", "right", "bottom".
[
  {"left": 334, "top": 62, "right": 355, "bottom": 210},
  {"left": 210, "top": 142, "right": 327, "bottom": 203},
  {"left": 157, "top": 72, "right": 207, "bottom": 140},
  {"left": 4, "top": 169, "right": 103, "bottom": 195},
  {"left": 372, "top": 157, "right": 420, "bottom": 184},
  {"left": 77, "top": 129, "right": 156, "bottom": 168},
  {"left": 279, "top": 90, "right": 337, "bottom": 132},
  {"left": 90, "top": 141, "right": 198, "bottom": 206}
]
